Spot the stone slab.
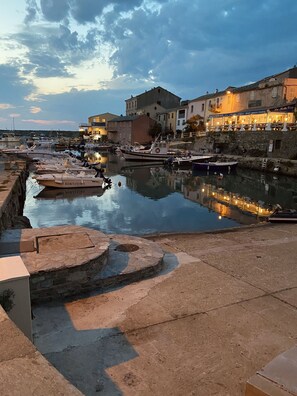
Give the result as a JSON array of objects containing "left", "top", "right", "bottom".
[
  {"left": 0, "top": 307, "right": 82, "bottom": 395},
  {"left": 31, "top": 224, "right": 297, "bottom": 396},
  {"left": 37, "top": 232, "right": 94, "bottom": 253}
]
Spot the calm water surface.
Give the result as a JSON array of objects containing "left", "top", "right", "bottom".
[{"left": 23, "top": 152, "right": 297, "bottom": 235}]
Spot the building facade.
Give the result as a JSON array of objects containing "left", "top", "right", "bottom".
[
  {"left": 79, "top": 112, "right": 118, "bottom": 140},
  {"left": 107, "top": 114, "right": 155, "bottom": 145},
  {"left": 125, "top": 86, "right": 181, "bottom": 122},
  {"left": 187, "top": 66, "right": 297, "bottom": 131}
]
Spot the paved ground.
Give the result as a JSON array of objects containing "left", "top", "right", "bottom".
[{"left": 32, "top": 223, "right": 297, "bottom": 396}]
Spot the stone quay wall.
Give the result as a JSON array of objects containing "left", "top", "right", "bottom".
[
  {"left": 0, "top": 160, "right": 28, "bottom": 234},
  {"left": 194, "top": 130, "right": 297, "bottom": 160},
  {"left": 29, "top": 251, "right": 110, "bottom": 303}
]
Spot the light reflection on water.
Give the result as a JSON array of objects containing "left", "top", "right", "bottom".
[{"left": 23, "top": 153, "right": 297, "bottom": 236}]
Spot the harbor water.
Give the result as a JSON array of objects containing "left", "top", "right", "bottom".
[{"left": 23, "top": 152, "right": 297, "bottom": 236}]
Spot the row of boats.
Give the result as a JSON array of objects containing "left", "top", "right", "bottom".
[
  {"left": 118, "top": 139, "right": 239, "bottom": 172},
  {"left": 1, "top": 145, "right": 112, "bottom": 190}
]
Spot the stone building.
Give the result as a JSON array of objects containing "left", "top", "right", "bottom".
[
  {"left": 125, "top": 86, "right": 181, "bottom": 122},
  {"left": 107, "top": 114, "right": 155, "bottom": 145}
]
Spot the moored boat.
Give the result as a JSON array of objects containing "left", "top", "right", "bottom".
[
  {"left": 0, "top": 133, "right": 20, "bottom": 143},
  {"left": 34, "top": 170, "right": 112, "bottom": 189},
  {"left": 120, "top": 140, "right": 176, "bottom": 162},
  {"left": 267, "top": 207, "right": 297, "bottom": 223},
  {"left": 192, "top": 161, "right": 238, "bottom": 172},
  {"left": 165, "top": 154, "right": 213, "bottom": 167}
]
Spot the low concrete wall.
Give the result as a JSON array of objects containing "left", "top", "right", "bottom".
[
  {"left": 219, "top": 155, "right": 297, "bottom": 177},
  {"left": 0, "top": 160, "right": 28, "bottom": 234}
]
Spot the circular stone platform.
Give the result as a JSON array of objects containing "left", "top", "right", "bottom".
[{"left": 0, "top": 226, "right": 165, "bottom": 302}]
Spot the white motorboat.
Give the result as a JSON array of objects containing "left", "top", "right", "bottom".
[
  {"left": 120, "top": 140, "right": 177, "bottom": 161},
  {"left": 167, "top": 154, "right": 214, "bottom": 166},
  {"left": 1, "top": 144, "right": 67, "bottom": 160},
  {"left": 34, "top": 170, "right": 112, "bottom": 189},
  {"left": 0, "top": 133, "right": 21, "bottom": 143},
  {"left": 33, "top": 157, "right": 97, "bottom": 175}
]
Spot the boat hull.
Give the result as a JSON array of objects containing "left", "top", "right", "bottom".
[
  {"left": 268, "top": 210, "right": 297, "bottom": 223},
  {"left": 121, "top": 149, "right": 172, "bottom": 161},
  {"left": 35, "top": 174, "right": 105, "bottom": 189},
  {"left": 192, "top": 161, "right": 238, "bottom": 172}
]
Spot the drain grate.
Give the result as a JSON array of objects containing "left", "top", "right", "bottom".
[{"left": 115, "top": 244, "right": 139, "bottom": 252}]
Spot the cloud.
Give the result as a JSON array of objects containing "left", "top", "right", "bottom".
[
  {"left": 39, "top": 0, "right": 69, "bottom": 22},
  {"left": 24, "top": 0, "right": 39, "bottom": 24},
  {"left": 0, "top": 103, "right": 14, "bottom": 110},
  {"left": 22, "top": 119, "right": 76, "bottom": 125},
  {"left": 1, "top": 0, "right": 297, "bottom": 131},
  {"left": 30, "top": 106, "right": 42, "bottom": 114},
  {"left": 0, "top": 65, "right": 33, "bottom": 104}
]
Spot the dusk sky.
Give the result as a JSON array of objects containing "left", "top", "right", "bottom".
[{"left": 0, "top": 0, "right": 296, "bottom": 131}]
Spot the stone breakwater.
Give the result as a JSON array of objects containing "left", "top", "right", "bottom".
[{"left": 0, "top": 160, "right": 29, "bottom": 234}]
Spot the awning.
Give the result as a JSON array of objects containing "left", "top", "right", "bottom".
[{"left": 209, "top": 104, "right": 295, "bottom": 119}]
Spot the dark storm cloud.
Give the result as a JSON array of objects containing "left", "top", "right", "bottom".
[
  {"left": 0, "top": 65, "right": 32, "bottom": 103},
  {"left": 8, "top": 0, "right": 297, "bottom": 130},
  {"left": 102, "top": 0, "right": 297, "bottom": 95},
  {"left": 39, "top": 0, "right": 69, "bottom": 22},
  {"left": 15, "top": 24, "right": 100, "bottom": 78}
]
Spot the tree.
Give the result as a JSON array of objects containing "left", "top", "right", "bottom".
[
  {"left": 184, "top": 115, "right": 204, "bottom": 132},
  {"left": 148, "top": 122, "right": 163, "bottom": 139}
]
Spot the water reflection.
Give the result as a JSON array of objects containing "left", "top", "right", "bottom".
[
  {"left": 24, "top": 152, "right": 297, "bottom": 235},
  {"left": 34, "top": 186, "right": 109, "bottom": 201}
]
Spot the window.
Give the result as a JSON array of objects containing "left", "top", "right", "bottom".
[
  {"left": 154, "top": 106, "right": 157, "bottom": 110},
  {"left": 191, "top": 105, "right": 194, "bottom": 113},
  {"left": 178, "top": 109, "right": 185, "bottom": 118},
  {"left": 172, "top": 113, "right": 174, "bottom": 118},
  {"left": 250, "top": 91, "right": 255, "bottom": 100},
  {"left": 272, "top": 87, "right": 278, "bottom": 98},
  {"left": 157, "top": 101, "right": 161, "bottom": 105},
  {"left": 248, "top": 100, "right": 262, "bottom": 108},
  {"left": 202, "top": 103, "right": 205, "bottom": 111},
  {"left": 177, "top": 120, "right": 180, "bottom": 126}
]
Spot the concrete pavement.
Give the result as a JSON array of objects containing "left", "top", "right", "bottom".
[{"left": 32, "top": 223, "right": 297, "bottom": 395}]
